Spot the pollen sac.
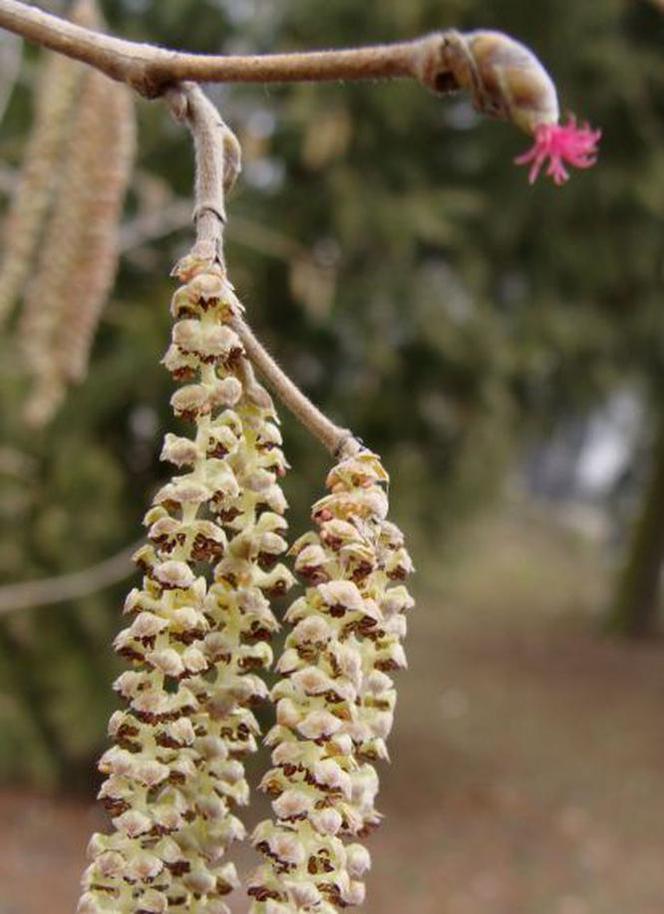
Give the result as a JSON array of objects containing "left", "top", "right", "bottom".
[
  {"left": 79, "top": 262, "right": 291, "bottom": 914},
  {"left": 250, "top": 449, "right": 414, "bottom": 914}
]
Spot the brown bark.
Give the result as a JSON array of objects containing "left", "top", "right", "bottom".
[{"left": 607, "top": 407, "right": 664, "bottom": 637}]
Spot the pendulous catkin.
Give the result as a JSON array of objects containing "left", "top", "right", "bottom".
[
  {"left": 248, "top": 450, "right": 414, "bottom": 914},
  {"left": 0, "top": 25, "right": 84, "bottom": 326},
  {"left": 78, "top": 254, "right": 294, "bottom": 914},
  {"left": 55, "top": 71, "right": 135, "bottom": 386},
  {"left": 20, "top": 61, "right": 135, "bottom": 426}
]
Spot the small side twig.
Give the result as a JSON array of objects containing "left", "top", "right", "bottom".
[
  {"left": 168, "top": 82, "right": 360, "bottom": 458},
  {"left": 165, "top": 82, "right": 241, "bottom": 267},
  {"left": 0, "top": 540, "right": 142, "bottom": 614},
  {"left": 231, "top": 315, "right": 355, "bottom": 457}
]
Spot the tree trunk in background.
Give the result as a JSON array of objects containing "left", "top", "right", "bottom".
[
  {"left": 607, "top": 406, "right": 664, "bottom": 637},
  {"left": 0, "top": 620, "right": 70, "bottom": 783}
]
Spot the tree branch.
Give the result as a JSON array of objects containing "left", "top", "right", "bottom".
[
  {"left": 0, "top": 540, "right": 142, "bottom": 614},
  {"left": 0, "top": 0, "right": 469, "bottom": 99},
  {"left": 165, "top": 82, "right": 240, "bottom": 267},
  {"left": 231, "top": 315, "right": 355, "bottom": 457}
]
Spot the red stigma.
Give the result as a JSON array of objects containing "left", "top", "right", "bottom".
[{"left": 515, "top": 115, "right": 601, "bottom": 186}]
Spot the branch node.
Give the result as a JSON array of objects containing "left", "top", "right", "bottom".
[
  {"left": 334, "top": 432, "right": 365, "bottom": 461},
  {"left": 413, "top": 31, "right": 464, "bottom": 96}
]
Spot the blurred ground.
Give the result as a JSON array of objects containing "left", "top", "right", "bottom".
[{"left": 2, "top": 504, "right": 664, "bottom": 914}]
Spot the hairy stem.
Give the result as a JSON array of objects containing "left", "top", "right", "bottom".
[
  {"left": 0, "top": 0, "right": 462, "bottom": 97},
  {"left": 167, "top": 82, "right": 358, "bottom": 457},
  {"left": 231, "top": 316, "right": 355, "bottom": 457},
  {"left": 165, "top": 82, "right": 240, "bottom": 265}
]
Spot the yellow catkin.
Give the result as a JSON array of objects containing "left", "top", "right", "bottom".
[
  {"left": 20, "top": 66, "right": 135, "bottom": 425},
  {"left": 78, "top": 254, "right": 294, "bottom": 914},
  {"left": 249, "top": 452, "right": 414, "bottom": 914},
  {"left": 0, "top": 0, "right": 98, "bottom": 326}
]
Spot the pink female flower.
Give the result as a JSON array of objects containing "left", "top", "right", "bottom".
[{"left": 515, "top": 116, "right": 602, "bottom": 186}]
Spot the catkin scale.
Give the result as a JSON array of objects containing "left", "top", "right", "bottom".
[
  {"left": 78, "top": 257, "right": 293, "bottom": 914},
  {"left": 249, "top": 450, "right": 414, "bottom": 914}
]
